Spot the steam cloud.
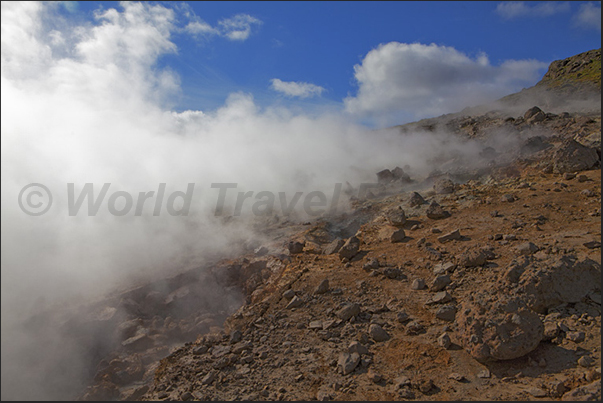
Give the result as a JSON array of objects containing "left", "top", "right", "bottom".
[{"left": 1, "top": 2, "right": 556, "bottom": 400}]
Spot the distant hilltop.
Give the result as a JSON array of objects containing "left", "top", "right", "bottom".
[
  {"left": 537, "top": 48, "right": 601, "bottom": 93},
  {"left": 497, "top": 48, "right": 601, "bottom": 112}
]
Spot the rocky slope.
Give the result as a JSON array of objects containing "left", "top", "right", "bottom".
[{"left": 74, "top": 50, "right": 602, "bottom": 401}]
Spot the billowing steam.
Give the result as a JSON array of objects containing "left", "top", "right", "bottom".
[{"left": 1, "top": 2, "right": 560, "bottom": 400}]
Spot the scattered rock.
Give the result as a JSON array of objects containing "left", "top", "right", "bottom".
[
  {"left": 314, "top": 279, "right": 330, "bottom": 295},
  {"left": 379, "top": 226, "right": 406, "bottom": 243},
  {"left": 438, "top": 229, "right": 461, "bottom": 243},
  {"left": 426, "top": 201, "right": 450, "bottom": 219},
  {"left": 434, "top": 178, "right": 455, "bottom": 194},
  {"left": 339, "top": 236, "right": 361, "bottom": 260},
  {"left": 348, "top": 341, "right": 369, "bottom": 356},
  {"left": 385, "top": 208, "right": 407, "bottom": 227},
  {"left": 288, "top": 241, "right": 305, "bottom": 254},
  {"left": 286, "top": 296, "right": 304, "bottom": 309},
  {"left": 369, "top": 324, "right": 390, "bottom": 342},
  {"left": 336, "top": 303, "right": 361, "bottom": 321},
  {"left": 435, "top": 305, "right": 457, "bottom": 322},
  {"left": 578, "top": 356, "right": 595, "bottom": 368},
  {"left": 324, "top": 238, "right": 345, "bottom": 255},
  {"left": 338, "top": 352, "right": 361, "bottom": 375},
  {"left": 367, "top": 369, "right": 383, "bottom": 383},
  {"left": 431, "top": 275, "right": 452, "bottom": 292},
  {"left": 501, "top": 194, "right": 515, "bottom": 203},
  {"left": 516, "top": 242, "right": 539, "bottom": 255},
  {"left": 438, "top": 332, "right": 452, "bottom": 349},
  {"left": 409, "top": 192, "right": 426, "bottom": 207},
  {"left": 458, "top": 249, "right": 488, "bottom": 268},
  {"left": 412, "top": 278, "right": 426, "bottom": 290}
]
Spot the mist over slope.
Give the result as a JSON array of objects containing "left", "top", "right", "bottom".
[{"left": 1, "top": 1, "right": 600, "bottom": 401}]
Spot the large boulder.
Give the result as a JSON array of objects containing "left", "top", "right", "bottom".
[
  {"left": 544, "top": 139, "right": 599, "bottom": 173},
  {"left": 516, "top": 256, "right": 601, "bottom": 314},
  {"left": 457, "top": 295, "right": 543, "bottom": 362}
]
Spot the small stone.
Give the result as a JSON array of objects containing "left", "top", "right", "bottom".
[
  {"left": 438, "top": 229, "right": 461, "bottom": 243},
  {"left": 477, "top": 369, "right": 491, "bottom": 379},
  {"left": 288, "top": 241, "right": 305, "bottom": 254},
  {"left": 431, "top": 275, "right": 451, "bottom": 292},
  {"left": 309, "top": 320, "right": 323, "bottom": 329},
  {"left": 501, "top": 194, "right": 515, "bottom": 202},
  {"left": 448, "top": 373, "right": 465, "bottom": 382},
  {"left": 430, "top": 291, "right": 452, "bottom": 304},
  {"left": 201, "top": 371, "right": 216, "bottom": 385},
  {"left": 336, "top": 303, "right": 361, "bottom": 321},
  {"left": 418, "top": 379, "right": 435, "bottom": 394},
  {"left": 324, "top": 238, "right": 345, "bottom": 255},
  {"left": 193, "top": 345, "right": 208, "bottom": 355},
  {"left": 411, "top": 278, "right": 426, "bottom": 290},
  {"left": 426, "top": 201, "right": 450, "bottom": 220},
  {"left": 526, "top": 387, "right": 547, "bottom": 398},
  {"left": 409, "top": 192, "right": 426, "bottom": 207},
  {"left": 437, "top": 332, "right": 452, "bottom": 349},
  {"left": 578, "top": 356, "right": 594, "bottom": 367},
  {"left": 563, "top": 172, "right": 576, "bottom": 180},
  {"left": 577, "top": 175, "right": 589, "bottom": 182},
  {"left": 348, "top": 341, "right": 369, "bottom": 355},
  {"left": 566, "top": 331, "right": 586, "bottom": 343},
  {"left": 282, "top": 289, "right": 296, "bottom": 300},
  {"left": 369, "top": 324, "right": 390, "bottom": 342},
  {"left": 516, "top": 242, "right": 539, "bottom": 255},
  {"left": 583, "top": 241, "right": 601, "bottom": 249},
  {"left": 338, "top": 352, "right": 361, "bottom": 375},
  {"left": 314, "top": 279, "right": 330, "bottom": 295},
  {"left": 397, "top": 311, "right": 410, "bottom": 323},
  {"left": 435, "top": 305, "right": 457, "bottom": 322},
  {"left": 433, "top": 262, "right": 455, "bottom": 275},
  {"left": 367, "top": 369, "right": 383, "bottom": 383},
  {"left": 286, "top": 296, "right": 303, "bottom": 309},
  {"left": 339, "top": 236, "right": 361, "bottom": 260}
]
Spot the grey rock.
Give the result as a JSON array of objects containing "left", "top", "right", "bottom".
[
  {"left": 516, "top": 242, "right": 539, "bottom": 255},
  {"left": 431, "top": 275, "right": 452, "bottom": 292},
  {"left": 426, "top": 201, "right": 450, "bottom": 219},
  {"left": 385, "top": 208, "right": 407, "bottom": 227},
  {"left": 336, "top": 303, "right": 361, "bottom": 321},
  {"left": 438, "top": 332, "right": 452, "bottom": 349},
  {"left": 286, "top": 296, "right": 303, "bottom": 309},
  {"left": 339, "top": 236, "right": 360, "bottom": 260},
  {"left": 314, "top": 279, "right": 330, "bottom": 295},
  {"left": 337, "top": 352, "right": 360, "bottom": 375},
  {"left": 438, "top": 229, "right": 461, "bottom": 243},
  {"left": 288, "top": 240, "right": 305, "bottom": 254},
  {"left": 435, "top": 305, "right": 457, "bottom": 322},
  {"left": 369, "top": 324, "right": 390, "bottom": 342},
  {"left": 348, "top": 341, "right": 369, "bottom": 355},
  {"left": 323, "top": 238, "right": 345, "bottom": 255},
  {"left": 434, "top": 178, "right": 455, "bottom": 194},
  {"left": 409, "top": 192, "right": 426, "bottom": 207},
  {"left": 411, "top": 278, "right": 426, "bottom": 290}
]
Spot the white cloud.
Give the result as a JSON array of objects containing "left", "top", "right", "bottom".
[
  {"left": 573, "top": 2, "right": 602, "bottom": 31},
  {"left": 496, "top": 1, "right": 570, "bottom": 19},
  {"left": 270, "top": 78, "right": 325, "bottom": 98},
  {"left": 344, "top": 42, "right": 547, "bottom": 123},
  {"left": 184, "top": 20, "right": 219, "bottom": 36},
  {"left": 218, "top": 14, "right": 262, "bottom": 41},
  {"left": 179, "top": 10, "right": 262, "bottom": 42}
]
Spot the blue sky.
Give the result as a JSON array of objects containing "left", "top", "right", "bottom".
[{"left": 58, "top": 1, "right": 601, "bottom": 123}]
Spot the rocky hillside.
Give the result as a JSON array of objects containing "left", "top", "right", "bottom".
[{"left": 74, "top": 50, "right": 602, "bottom": 401}]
